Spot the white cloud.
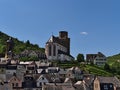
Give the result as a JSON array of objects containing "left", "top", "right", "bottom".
[{"left": 80, "top": 32, "right": 88, "bottom": 35}]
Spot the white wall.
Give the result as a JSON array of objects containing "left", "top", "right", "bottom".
[
  {"left": 94, "top": 56, "right": 106, "bottom": 65},
  {"left": 37, "top": 76, "right": 49, "bottom": 87}
]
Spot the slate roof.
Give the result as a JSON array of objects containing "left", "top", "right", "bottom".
[
  {"left": 86, "top": 52, "right": 106, "bottom": 62},
  {"left": 68, "top": 66, "right": 81, "bottom": 71},
  {"left": 83, "top": 74, "right": 95, "bottom": 87},
  {"left": 59, "top": 68, "right": 67, "bottom": 75},
  {"left": 6, "top": 74, "right": 13, "bottom": 81},
  {"left": 6, "top": 65, "right": 17, "bottom": 70},
  {"left": 64, "top": 78, "right": 76, "bottom": 84},
  {"left": 8, "top": 75, "right": 21, "bottom": 82},
  {"left": 58, "top": 50, "right": 74, "bottom": 58},
  {"left": 43, "top": 83, "right": 75, "bottom": 90},
  {"left": 97, "top": 76, "right": 120, "bottom": 88},
  {"left": 74, "top": 81, "right": 89, "bottom": 90},
  {"left": 19, "top": 49, "right": 47, "bottom": 59},
  {"left": 37, "top": 69, "right": 46, "bottom": 74}
]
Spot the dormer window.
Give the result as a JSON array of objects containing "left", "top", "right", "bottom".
[{"left": 42, "top": 77, "right": 44, "bottom": 80}]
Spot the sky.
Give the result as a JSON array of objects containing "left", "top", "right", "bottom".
[{"left": 0, "top": 0, "right": 120, "bottom": 58}]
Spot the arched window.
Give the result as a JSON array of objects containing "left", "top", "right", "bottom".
[
  {"left": 49, "top": 45, "right": 51, "bottom": 56},
  {"left": 53, "top": 45, "right": 56, "bottom": 56}
]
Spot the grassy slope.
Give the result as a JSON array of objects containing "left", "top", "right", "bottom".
[
  {"left": 85, "top": 65, "right": 112, "bottom": 76},
  {"left": 107, "top": 54, "right": 120, "bottom": 66},
  {"left": 0, "top": 31, "right": 45, "bottom": 55},
  {"left": 58, "top": 61, "right": 113, "bottom": 76}
]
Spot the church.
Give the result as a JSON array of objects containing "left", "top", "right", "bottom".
[{"left": 45, "top": 31, "right": 74, "bottom": 61}]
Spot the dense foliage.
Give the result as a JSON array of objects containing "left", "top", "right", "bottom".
[
  {"left": 107, "top": 54, "right": 120, "bottom": 75},
  {"left": 19, "top": 56, "right": 39, "bottom": 61},
  {"left": 0, "top": 31, "right": 45, "bottom": 56},
  {"left": 76, "top": 53, "right": 85, "bottom": 62},
  {"left": 57, "top": 61, "right": 113, "bottom": 77}
]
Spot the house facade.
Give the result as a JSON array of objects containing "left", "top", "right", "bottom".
[
  {"left": 36, "top": 75, "right": 49, "bottom": 87},
  {"left": 8, "top": 75, "right": 22, "bottom": 89},
  {"left": 86, "top": 52, "right": 107, "bottom": 65},
  {"left": 93, "top": 76, "right": 120, "bottom": 90}
]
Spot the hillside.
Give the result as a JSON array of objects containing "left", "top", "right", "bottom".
[
  {"left": 57, "top": 54, "right": 120, "bottom": 78},
  {"left": 0, "top": 31, "right": 45, "bottom": 56},
  {"left": 106, "top": 54, "right": 120, "bottom": 76},
  {"left": 107, "top": 54, "right": 120, "bottom": 66}
]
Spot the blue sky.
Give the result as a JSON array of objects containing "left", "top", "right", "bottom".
[{"left": 0, "top": 0, "right": 120, "bottom": 58}]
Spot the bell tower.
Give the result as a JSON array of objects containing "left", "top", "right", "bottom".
[{"left": 59, "top": 31, "right": 70, "bottom": 54}]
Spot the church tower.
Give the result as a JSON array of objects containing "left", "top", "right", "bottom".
[
  {"left": 45, "top": 31, "right": 73, "bottom": 61},
  {"left": 59, "top": 31, "right": 70, "bottom": 54},
  {"left": 5, "top": 37, "right": 14, "bottom": 58}
]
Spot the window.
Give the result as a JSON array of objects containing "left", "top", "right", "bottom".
[
  {"left": 104, "top": 85, "right": 108, "bottom": 90},
  {"left": 12, "top": 83, "right": 14, "bottom": 87},
  {"left": 16, "top": 83, "right": 18, "bottom": 87},
  {"left": 110, "top": 85, "right": 113, "bottom": 88},
  {"left": 42, "top": 77, "right": 44, "bottom": 80},
  {"left": 39, "top": 82, "right": 42, "bottom": 86},
  {"left": 49, "top": 45, "right": 51, "bottom": 56},
  {"left": 53, "top": 45, "right": 56, "bottom": 56},
  {"left": 44, "top": 82, "right": 46, "bottom": 85},
  {"left": 14, "top": 78, "right": 16, "bottom": 81},
  {"left": 95, "top": 84, "right": 98, "bottom": 88}
]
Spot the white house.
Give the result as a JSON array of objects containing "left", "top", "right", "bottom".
[
  {"left": 94, "top": 54, "right": 106, "bottom": 66},
  {"left": 36, "top": 75, "right": 49, "bottom": 87},
  {"left": 86, "top": 52, "right": 107, "bottom": 66}
]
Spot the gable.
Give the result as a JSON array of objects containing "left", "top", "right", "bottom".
[
  {"left": 37, "top": 75, "right": 49, "bottom": 83},
  {"left": 29, "top": 51, "right": 38, "bottom": 57},
  {"left": 8, "top": 76, "right": 20, "bottom": 83}
]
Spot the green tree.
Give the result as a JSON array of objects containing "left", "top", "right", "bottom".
[
  {"left": 25, "top": 40, "right": 30, "bottom": 47},
  {"left": 19, "top": 57, "right": 29, "bottom": 62},
  {"left": 77, "top": 53, "right": 84, "bottom": 62},
  {"left": 34, "top": 44, "right": 39, "bottom": 48},
  {"left": 104, "top": 63, "right": 110, "bottom": 71},
  {"left": 29, "top": 56, "right": 39, "bottom": 61}
]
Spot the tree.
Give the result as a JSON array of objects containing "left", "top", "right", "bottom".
[
  {"left": 25, "top": 40, "right": 30, "bottom": 47},
  {"left": 34, "top": 44, "right": 39, "bottom": 48},
  {"left": 29, "top": 56, "right": 39, "bottom": 61},
  {"left": 104, "top": 63, "right": 110, "bottom": 71},
  {"left": 77, "top": 53, "right": 84, "bottom": 62},
  {"left": 0, "top": 45, "right": 6, "bottom": 54}
]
